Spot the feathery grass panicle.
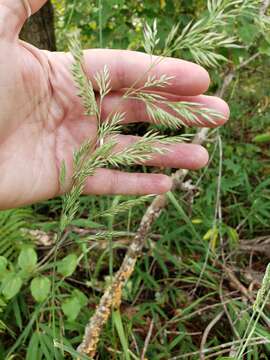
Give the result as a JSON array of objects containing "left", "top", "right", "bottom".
[
  {"left": 163, "top": 0, "right": 263, "bottom": 66},
  {"left": 69, "top": 37, "right": 98, "bottom": 116},
  {"left": 143, "top": 19, "right": 159, "bottom": 55},
  {"left": 94, "top": 65, "right": 111, "bottom": 99},
  {"left": 235, "top": 264, "right": 270, "bottom": 360},
  {"left": 60, "top": 0, "right": 244, "bottom": 232},
  {"left": 99, "top": 195, "right": 154, "bottom": 218},
  {"left": 98, "top": 112, "right": 125, "bottom": 141},
  {"left": 143, "top": 74, "right": 174, "bottom": 89},
  {"left": 139, "top": 95, "right": 223, "bottom": 129},
  {"left": 253, "top": 263, "right": 270, "bottom": 312},
  {"left": 106, "top": 130, "right": 184, "bottom": 168},
  {"left": 60, "top": 21, "right": 229, "bottom": 231}
]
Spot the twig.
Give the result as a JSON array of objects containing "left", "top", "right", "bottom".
[
  {"left": 238, "top": 236, "right": 270, "bottom": 258},
  {"left": 219, "top": 277, "right": 241, "bottom": 341},
  {"left": 199, "top": 311, "right": 225, "bottom": 360},
  {"left": 219, "top": 262, "right": 254, "bottom": 302},
  {"left": 77, "top": 195, "right": 167, "bottom": 357},
  {"left": 169, "top": 337, "right": 270, "bottom": 360},
  {"left": 141, "top": 319, "right": 154, "bottom": 360}
]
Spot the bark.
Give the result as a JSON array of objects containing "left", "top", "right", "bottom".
[{"left": 20, "top": 1, "right": 56, "bottom": 51}]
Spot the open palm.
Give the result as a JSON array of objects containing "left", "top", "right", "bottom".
[{"left": 0, "top": 0, "right": 229, "bottom": 209}]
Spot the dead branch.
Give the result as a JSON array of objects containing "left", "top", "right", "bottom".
[
  {"left": 219, "top": 263, "right": 254, "bottom": 302},
  {"left": 169, "top": 337, "right": 270, "bottom": 360},
  {"left": 199, "top": 311, "right": 225, "bottom": 360},
  {"left": 141, "top": 318, "right": 154, "bottom": 360},
  {"left": 238, "top": 236, "right": 270, "bottom": 258},
  {"left": 77, "top": 195, "right": 167, "bottom": 357},
  {"left": 219, "top": 277, "right": 241, "bottom": 342}
]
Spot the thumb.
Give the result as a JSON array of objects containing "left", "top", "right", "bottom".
[{"left": 0, "top": 0, "right": 48, "bottom": 40}]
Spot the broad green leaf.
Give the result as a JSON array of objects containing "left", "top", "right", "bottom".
[
  {"left": 61, "top": 290, "right": 88, "bottom": 321},
  {"left": 72, "top": 289, "right": 88, "bottom": 307},
  {"left": 30, "top": 277, "right": 51, "bottom": 303},
  {"left": 2, "top": 273, "right": 23, "bottom": 300},
  {"left": 57, "top": 254, "right": 78, "bottom": 277},
  {"left": 62, "top": 297, "right": 81, "bottom": 321},
  {"left": 18, "top": 247, "right": 37, "bottom": 273}
]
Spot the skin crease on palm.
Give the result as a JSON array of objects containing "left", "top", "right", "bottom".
[{"left": 0, "top": 0, "right": 230, "bottom": 210}]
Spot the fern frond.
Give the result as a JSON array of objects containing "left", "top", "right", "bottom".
[{"left": 0, "top": 209, "right": 34, "bottom": 259}]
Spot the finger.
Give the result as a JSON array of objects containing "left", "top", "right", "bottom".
[
  {"left": 83, "top": 49, "right": 210, "bottom": 96},
  {"left": 83, "top": 169, "right": 172, "bottom": 195},
  {"left": 101, "top": 93, "right": 230, "bottom": 127},
  {"left": 111, "top": 135, "right": 209, "bottom": 169},
  {"left": 0, "top": 0, "right": 47, "bottom": 39}
]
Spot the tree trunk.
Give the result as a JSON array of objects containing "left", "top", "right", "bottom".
[{"left": 20, "top": 1, "right": 56, "bottom": 51}]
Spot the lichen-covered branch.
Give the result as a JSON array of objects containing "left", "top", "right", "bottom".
[{"left": 77, "top": 195, "right": 167, "bottom": 357}]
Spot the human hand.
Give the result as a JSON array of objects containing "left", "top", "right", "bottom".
[{"left": 0, "top": 0, "right": 229, "bottom": 210}]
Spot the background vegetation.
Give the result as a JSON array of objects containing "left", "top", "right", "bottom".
[{"left": 0, "top": 0, "right": 270, "bottom": 359}]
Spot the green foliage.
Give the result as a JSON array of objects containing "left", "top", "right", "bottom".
[
  {"left": 30, "top": 277, "right": 51, "bottom": 303},
  {"left": 2, "top": 273, "right": 23, "bottom": 300},
  {"left": 18, "top": 247, "right": 37, "bottom": 274},
  {"left": 53, "top": 0, "right": 270, "bottom": 66},
  {"left": 61, "top": 289, "right": 88, "bottom": 321},
  {"left": 0, "top": 246, "right": 40, "bottom": 304},
  {"left": 57, "top": 253, "right": 78, "bottom": 277}
]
